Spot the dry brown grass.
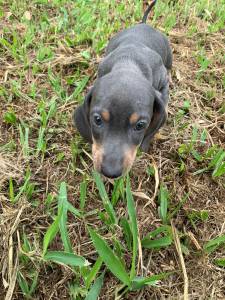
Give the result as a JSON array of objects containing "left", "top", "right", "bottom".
[{"left": 0, "top": 1, "right": 225, "bottom": 299}]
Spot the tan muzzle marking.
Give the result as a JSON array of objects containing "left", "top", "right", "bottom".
[
  {"left": 92, "top": 138, "right": 138, "bottom": 176},
  {"left": 123, "top": 146, "right": 137, "bottom": 173},
  {"left": 92, "top": 139, "right": 104, "bottom": 172}
]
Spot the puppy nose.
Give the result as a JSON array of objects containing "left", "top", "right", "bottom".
[{"left": 101, "top": 165, "right": 122, "bottom": 179}]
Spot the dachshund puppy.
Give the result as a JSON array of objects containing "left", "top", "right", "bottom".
[{"left": 74, "top": 0, "right": 172, "bottom": 178}]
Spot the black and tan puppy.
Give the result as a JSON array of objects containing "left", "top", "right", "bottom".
[{"left": 74, "top": 0, "right": 172, "bottom": 179}]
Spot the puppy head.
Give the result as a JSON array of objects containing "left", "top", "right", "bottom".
[{"left": 73, "top": 71, "right": 166, "bottom": 178}]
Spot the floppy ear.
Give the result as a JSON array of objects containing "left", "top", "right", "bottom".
[
  {"left": 73, "top": 88, "right": 93, "bottom": 143},
  {"left": 140, "top": 90, "right": 167, "bottom": 152}
]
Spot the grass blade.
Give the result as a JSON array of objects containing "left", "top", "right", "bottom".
[
  {"left": 17, "top": 270, "right": 39, "bottom": 297},
  {"left": 29, "top": 271, "right": 39, "bottom": 296},
  {"left": 169, "top": 193, "right": 189, "bottom": 219},
  {"left": 44, "top": 251, "right": 89, "bottom": 267},
  {"left": 19, "top": 124, "right": 30, "bottom": 157},
  {"left": 9, "top": 177, "right": 15, "bottom": 202},
  {"left": 208, "top": 149, "right": 225, "bottom": 169},
  {"left": 131, "top": 273, "right": 171, "bottom": 290},
  {"left": 214, "top": 258, "right": 225, "bottom": 267},
  {"left": 126, "top": 176, "right": 138, "bottom": 280},
  {"left": 79, "top": 180, "right": 87, "bottom": 210},
  {"left": 58, "top": 182, "right": 73, "bottom": 253},
  {"left": 73, "top": 76, "right": 90, "bottom": 100},
  {"left": 24, "top": 127, "right": 29, "bottom": 157},
  {"left": 46, "top": 99, "right": 57, "bottom": 121},
  {"left": 85, "top": 257, "right": 103, "bottom": 289},
  {"left": 158, "top": 185, "right": 169, "bottom": 224},
  {"left": 112, "top": 178, "right": 124, "bottom": 206},
  {"left": 120, "top": 218, "right": 132, "bottom": 251},
  {"left": 85, "top": 272, "right": 105, "bottom": 300},
  {"left": 42, "top": 208, "right": 62, "bottom": 256},
  {"left": 212, "top": 162, "right": 225, "bottom": 177},
  {"left": 36, "top": 127, "right": 45, "bottom": 153},
  {"left": 14, "top": 172, "right": 31, "bottom": 203},
  {"left": 92, "top": 171, "right": 117, "bottom": 225},
  {"left": 89, "top": 228, "right": 130, "bottom": 287},
  {"left": 17, "top": 272, "right": 29, "bottom": 296},
  {"left": 67, "top": 202, "right": 82, "bottom": 218},
  {"left": 142, "top": 226, "right": 172, "bottom": 249},
  {"left": 142, "top": 236, "right": 172, "bottom": 249},
  {"left": 203, "top": 234, "right": 225, "bottom": 253}
]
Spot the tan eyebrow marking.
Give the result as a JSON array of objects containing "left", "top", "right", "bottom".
[
  {"left": 101, "top": 110, "right": 110, "bottom": 122},
  {"left": 129, "top": 113, "right": 139, "bottom": 124}
]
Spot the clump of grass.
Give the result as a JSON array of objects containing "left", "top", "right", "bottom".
[{"left": 89, "top": 175, "right": 171, "bottom": 297}]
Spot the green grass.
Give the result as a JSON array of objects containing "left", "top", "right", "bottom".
[{"left": 0, "top": 0, "right": 225, "bottom": 299}]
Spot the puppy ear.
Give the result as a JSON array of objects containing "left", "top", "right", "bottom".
[
  {"left": 140, "top": 90, "right": 167, "bottom": 152},
  {"left": 73, "top": 88, "right": 93, "bottom": 143}
]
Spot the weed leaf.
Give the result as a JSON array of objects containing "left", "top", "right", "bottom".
[
  {"left": 131, "top": 273, "right": 171, "bottom": 290},
  {"left": 85, "top": 272, "right": 105, "bottom": 300},
  {"left": 44, "top": 251, "right": 89, "bottom": 267},
  {"left": 89, "top": 228, "right": 130, "bottom": 287},
  {"left": 142, "top": 226, "right": 172, "bottom": 249},
  {"left": 42, "top": 208, "right": 62, "bottom": 256},
  {"left": 85, "top": 257, "right": 103, "bottom": 289}
]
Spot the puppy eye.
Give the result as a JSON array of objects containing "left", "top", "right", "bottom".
[
  {"left": 94, "top": 114, "right": 103, "bottom": 126},
  {"left": 134, "top": 121, "right": 147, "bottom": 131}
]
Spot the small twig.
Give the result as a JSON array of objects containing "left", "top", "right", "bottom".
[
  {"left": 187, "top": 231, "right": 202, "bottom": 251},
  {"left": 171, "top": 220, "right": 189, "bottom": 300},
  {"left": 5, "top": 253, "right": 18, "bottom": 300},
  {"left": 137, "top": 236, "right": 144, "bottom": 276}
]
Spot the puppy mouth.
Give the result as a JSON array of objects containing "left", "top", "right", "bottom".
[{"left": 101, "top": 169, "right": 123, "bottom": 179}]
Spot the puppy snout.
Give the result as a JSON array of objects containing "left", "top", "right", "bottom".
[
  {"left": 92, "top": 140, "right": 138, "bottom": 178},
  {"left": 101, "top": 164, "right": 122, "bottom": 179},
  {"left": 101, "top": 155, "right": 123, "bottom": 179}
]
